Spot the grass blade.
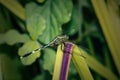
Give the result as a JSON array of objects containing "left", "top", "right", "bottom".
[
  {"left": 0, "top": 0, "right": 25, "bottom": 20},
  {"left": 52, "top": 45, "right": 63, "bottom": 80},
  {"left": 91, "top": 0, "right": 120, "bottom": 74},
  {"left": 81, "top": 48, "right": 119, "bottom": 80},
  {"left": 72, "top": 45, "right": 94, "bottom": 80}
]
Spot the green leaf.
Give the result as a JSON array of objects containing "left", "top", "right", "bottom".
[
  {"left": 0, "top": 7, "right": 12, "bottom": 32},
  {"left": 0, "top": 29, "right": 30, "bottom": 45},
  {"left": 69, "top": 62, "right": 77, "bottom": 76},
  {"left": 85, "top": 22, "right": 104, "bottom": 42},
  {"left": 37, "top": 0, "right": 45, "bottom": 3},
  {"left": 18, "top": 40, "right": 41, "bottom": 65},
  {"left": 26, "top": 3, "right": 46, "bottom": 40},
  {"left": 0, "top": 54, "right": 22, "bottom": 80},
  {"left": 26, "top": 0, "right": 73, "bottom": 43},
  {"left": 33, "top": 74, "right": 45, "bottom": 80},
  {"left": 0, "top": 34, "right": 4, "bottom": 44},
  {"left": 41, "top": 48, "right": 56, "bottom": 74},
  {"left": 66, "top": 5, "right": 82, "bottom": 35},
  {"left": 80, "top": 0, "right": 91, "bottom": 7}
]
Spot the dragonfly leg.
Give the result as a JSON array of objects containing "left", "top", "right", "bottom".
[
  {"left": 77, "top": 49, "right": 86, "bottom": 59},
  {"left": 60, "top": 42, "right": 65, "bottom": 51}
]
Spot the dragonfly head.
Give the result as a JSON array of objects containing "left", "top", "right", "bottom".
[{"left": 64, "top": 35, "right": 69, "bottom": 40}]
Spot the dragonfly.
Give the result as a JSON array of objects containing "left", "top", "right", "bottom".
[{"left": 20, "top": 35, "right": 69, "bottom": 59}]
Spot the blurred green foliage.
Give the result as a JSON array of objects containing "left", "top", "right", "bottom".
[{"left": 0, "top": 0, "right": 119, "bottom": 80}]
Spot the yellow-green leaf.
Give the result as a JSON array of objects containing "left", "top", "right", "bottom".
[
  {"left": 0, "top": 29, "right": 30, "bottom": 45},
  {"left": 18, "top": 40, "right": 41, "bottom": 65},
  {"left": 72, "top": 45, "right": 94, "bottom": 80},
  {"left": 0, "top": 0, "right": 25, "bottom": 20},
  {"left": 52, "top": 45, "right": 63, "bottom": 80}
]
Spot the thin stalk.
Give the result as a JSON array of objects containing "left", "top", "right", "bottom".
[
  {"left": 60, "top": 42, "right": 74, "bottom": 80},
  {"left": 52, "top": 42, "right": 74, "bottom": 80},
  {"left": 103, "top": 45, "right": 112, "bottom": 70},
  {"left": 84, "top": 22, "right": 101, "bottom": 80},
  {"left": 84, "top": 22, "right": 95, "bottom": 56}
]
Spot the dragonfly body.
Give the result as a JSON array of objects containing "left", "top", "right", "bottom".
[
  {"left": 43, "top": 35, "right": 69, "bottom": 48},
  {"left": 20, "top": 35, "right": 69, "bottom": 59}
]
